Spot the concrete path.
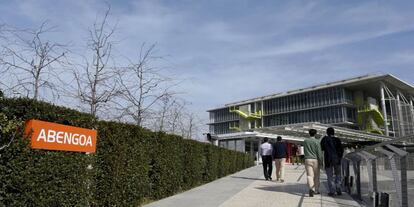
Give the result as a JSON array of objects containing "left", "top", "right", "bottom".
[{"left": 145, "top": 165, "right": 362, "bottom": 207}]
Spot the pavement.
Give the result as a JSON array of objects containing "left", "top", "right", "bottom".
[{"left": 144, "top": 164, "right": 362, "bottom": 207}]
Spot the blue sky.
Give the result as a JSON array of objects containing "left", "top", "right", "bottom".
[{"left": 1, "top": 0, "right": 414, "bottom": 131}]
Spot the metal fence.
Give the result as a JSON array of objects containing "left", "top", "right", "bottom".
[{"left": 343, "top": 135, "right": 414, "bottom": 207}]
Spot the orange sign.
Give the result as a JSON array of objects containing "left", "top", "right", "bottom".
[{"left": 24, "top": 119, "right": 97, "bottom": 153}]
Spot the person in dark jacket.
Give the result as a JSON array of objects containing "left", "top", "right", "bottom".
[
  {"left": 320, "top": 127, "right": 344, "bottom": 196},
  {"left": 273, "top": 136, "right": 289, "bottom": 182}
]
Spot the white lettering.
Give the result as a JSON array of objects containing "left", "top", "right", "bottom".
[
  {"left": 56, "top": 131, "right": 64, "bottom": 144},
  {"left": 79, "top": 135, "right": 86, "bottom": 146},
  {"left": 37, "top": 129, "right": 47, "bottom": 142},
  {"left": 85, "top": 136, "right": 92, "bottom": 146},
  {"left": 72, "top": 134, "right": 79, "bottom": 145},
  {"left": 47, "top": 130, "right": 56, "bottom": 143},
  {"left": 64, "top": 132, "right": 72, "bottom": 144},
  {"left": 35, "top": 128, "right": 94, "bottom": 148}
]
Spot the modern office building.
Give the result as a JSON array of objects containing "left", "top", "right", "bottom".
[{"left": 207, "top": 74, "right": 414, "bottom": 159}]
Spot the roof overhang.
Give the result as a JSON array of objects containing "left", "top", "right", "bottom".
[
  {"left": 207, "top": 73, "right": 414, "bottom": 111},
  {"left": 214, "top": 131, "right": 305, "bottom": 142},
  {"left": 214, "top": 122, "right": 392, "bottom": 143}
]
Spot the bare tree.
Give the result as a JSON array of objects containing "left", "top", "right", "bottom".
[
  {"left": 116, "top": 44, "right": 175, "bottom": 127},
  {"left": 178, "top": 110, "right": 205, "bottom": 140},
  {"left": 73, "top": 6, "right": 119, "bottom": 117},
  {"left": 185, "top": 112, "right": 196, "bottom": 139},
  {"left": 151, "top": 95, "right": 187, "bottom": 132},
  {"left": 0, "top": 113, "right": 21, "bottom": 151},
  {"left": 142, "top": 96, "right": 206, "bottom": 140},
  {"left": 149, "top": 97, "right": 206, "bottom": 140},
  {"left": 0, "top": 22, "right": 66, "bottom": 100},
  {"left": 170, "top": 101, "right": 186, "bottom": 134},
  {"left": 0, "top": 23, "right": 7, "bottom": 93},
  {"left": 156, "top": 94, "right": 174, "bottom": 132}
]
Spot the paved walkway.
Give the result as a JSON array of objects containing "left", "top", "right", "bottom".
[{"left": 145, "top": 165, "right": 362, "bottom": 207}]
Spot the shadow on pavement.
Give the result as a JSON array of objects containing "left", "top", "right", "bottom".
[
  {"left": 256, "top": 182, "right": 361, "bottom": 207},
  {"left": 255, "top": 183, "right": 308, "bottom": 196},
  {"left": 317, "top": 199, "right": 360, "bottom": 207},
  {"left": 230, "top": 176, "right": 264, "bottom": 181}
]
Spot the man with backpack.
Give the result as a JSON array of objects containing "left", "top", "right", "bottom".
[{"left": 320, "top": 127, "right": 344, "bottom": 196}]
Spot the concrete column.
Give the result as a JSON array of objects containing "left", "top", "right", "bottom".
[
  {"left": 353, "top": 160, "right": 362, "bottom": 200},
  {"left": 261, "top": 101, "right": 264, "bottom": 128},
  {"left": 401, "top": 156, "right": 408, "bottom": 207},
  {"left": 411, "top": 97, "right": 414, "bottom": 120},
  {"left": 372, "top": 159, "right": 378, "bottom": 193},
  {"left": 256, "top": 138, "right": 262, "bottom": 165},
  {"left": 410, "top": 97, "right": 414, "bottom": 122},
  {"left": 380, "top": 84, "right": 389, "bottom": 136},
  {"left": 249, "top": 140, "right": 253, "bottom": 156},
  {"left": 410, "top": 97, "right": 413, "bottom": 109},
  {"left": 397, "top": 92, "right": 406, "bottom": 137},
  {"left": 411, "top": 99, "right": 414, "bottom": 132}
]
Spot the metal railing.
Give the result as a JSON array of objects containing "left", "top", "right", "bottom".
[{"left": 343, "top": 135, "right": 414, "bottom": 207}]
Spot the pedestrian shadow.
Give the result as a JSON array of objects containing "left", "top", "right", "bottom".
[
  {"left": 297, "top": 170, "right": 306, "bottom": 182},
  {"left": 230, "top": 176, "right": 264, "bottom": 181},
  {"left": 256, "top": 182, "right": 361, "bottom": 207},
  {"left": 256, "top": 183, "right": 308, "bottom": 196},
  {"left": 293, "top": 165, "right": 305, "bottom": 170},
  {"left": 317, "top": 199, "right": 361, "bottom": 207}
]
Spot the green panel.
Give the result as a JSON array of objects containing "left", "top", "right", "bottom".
[{"left": 229, "top": 106, "right": 262, "bottom": 120}]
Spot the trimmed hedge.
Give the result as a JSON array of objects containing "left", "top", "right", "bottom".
[
  {"left": 93, "top": 121, "right": 152, "bottom": 206},
  {"left": 0, "top": 98, "right": 254, "bottom": 206},
  {"left": 0, "top": 98, "right": 95, "bottom": 206}
]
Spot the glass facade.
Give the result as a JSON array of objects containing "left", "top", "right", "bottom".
[
  {"left": 209, "top": 87, "right": 356, "bottom": 134},
  {"left": 209, "top": 108, "right": 239, "bottom": 123},
  {"left": 219, "top": 139, "right": 245, "bottom": 152},
  {"left": 263, "top": 87, "right": 345, "bottom": 115},
  {"left": 210, "top": 121, "right": 240, "bottom": 135},
  {"left": 263, "top": 106, "right": 353, "bottom": 126},
  {"left": 345, "top": 107, "right": 357, "bottom": 123}
]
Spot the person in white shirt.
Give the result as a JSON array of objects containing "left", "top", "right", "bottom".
[{"left": 260, "top": 137, "right": 273, "bottom": 180}]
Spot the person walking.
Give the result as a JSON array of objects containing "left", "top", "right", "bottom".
[
  {"left": 260, "top": 137, "right": 273, "bottom": 181},
  {"left": 273, "top": 136, "right": 288, "bottom": 182},
  {"left": 320, "top": 127, "right": 344, "bottom": 196},
  {"left": 304, "top": 129, "right": 323, "bottom": 197}
]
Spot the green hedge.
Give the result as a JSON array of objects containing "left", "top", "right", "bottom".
[
  {"left": 0, "top": 98, "right": 95, "bottom": 206},
  {"left": 93, "top": 121, "right": 152, "bottom": 206},
  {"left": 0, "top": 97, "right": 254, "bottom": 206}
]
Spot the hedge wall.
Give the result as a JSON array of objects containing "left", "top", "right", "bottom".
[
  {"left": 0, "top": 98, "right": 95, "bottom": 206},
  {"left": 0, "top": 97, "right": 254, "bottom": 206}
]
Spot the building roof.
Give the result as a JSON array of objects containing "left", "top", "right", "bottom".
[{"left": 207, "top": 73, "right": 414, "bottom": 112}]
